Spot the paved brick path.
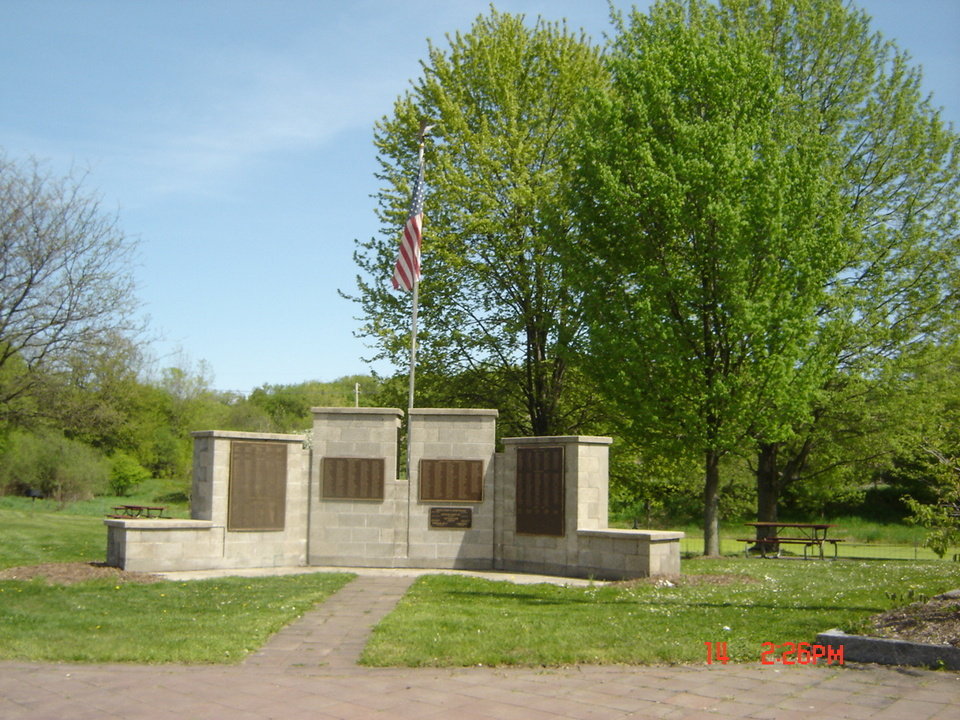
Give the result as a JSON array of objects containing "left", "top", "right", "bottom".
[
  {"left": 1, "top": 571, "right": 958, "bottom": 719},
  {"left": 245, "top": 574, "right": 417, "bottom": 670}
]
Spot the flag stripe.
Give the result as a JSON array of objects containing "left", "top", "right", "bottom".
[{"left": 392, "top": 164, "right": 425, "bottom": 292}]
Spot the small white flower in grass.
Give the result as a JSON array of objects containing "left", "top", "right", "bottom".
[{"left": 722, "top": 626, "right": 731, "bottom": 631}]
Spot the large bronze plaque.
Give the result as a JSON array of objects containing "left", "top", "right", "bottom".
[
  {"left": 322, "top": 457, "right": 385, "bottom": 500},
  {"left": 419, "top": 459, "right": 483, "bottom": 503},
  {"left": 515, "top": 446, "right": 565, "bottom": 536},
  {"left": 228, "top": 441, "right": 287, "bottom": 531},
  {"left": 429, "top": 507, "right": 473, "bottom": 529}
]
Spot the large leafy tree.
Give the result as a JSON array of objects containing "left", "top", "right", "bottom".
[
  {"left": 705, "top": 0, "right": 960, "bottom": 532},
  {"left": 567, "top": 0, "right": 959, "bottom": 553},
  {"left": 347, "top": 10, "right": 607, "bottom": 436},
  {"left": 566, "top": 0, "right": 849, "bottom": 554}
]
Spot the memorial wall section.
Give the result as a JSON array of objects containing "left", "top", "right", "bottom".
[{"left": 105, "top": 408, "right": 682, "bottom": 579}]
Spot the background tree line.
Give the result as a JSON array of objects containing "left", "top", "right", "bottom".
[{"left": 0, "top": 356, "right": 384, "bottom": 502}]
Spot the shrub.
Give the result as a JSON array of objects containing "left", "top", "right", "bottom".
[
  {"left": 108, "top": 450, "right": 151, "bottom": 497},
  {"left": 0, "top": 428, "right": 109, "bottom": 503}
]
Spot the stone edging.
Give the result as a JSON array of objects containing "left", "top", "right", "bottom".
[{"left": 816, "top": 628, "right": 960, "bottom": 671}]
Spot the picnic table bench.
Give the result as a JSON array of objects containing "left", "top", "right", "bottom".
[
  {"left": 108, "top": 504, "right": 166, "bottom": 519},
  {"left": 737, "top": 522, "right": 843, "bottom": 560}
]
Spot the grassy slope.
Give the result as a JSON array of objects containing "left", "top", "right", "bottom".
[
  {"left": 612, "top": 516, "right": 932, "bottom": 545},
  {"left": 0, "top": 476, "right": 191, "bottom": 569}
]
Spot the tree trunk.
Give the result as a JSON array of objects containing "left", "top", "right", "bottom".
[
  {"left": 756, "top": 442, "right": 781, "bottom": 554},
  {"left": 703, "top": 449, "right": 722, "bottom": 556}
]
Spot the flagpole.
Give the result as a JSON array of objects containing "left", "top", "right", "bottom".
[
  {"left": 406, "top": 136, "right": 425, "bottom": 421},
  {"left": 405, "top": 127, "right": 428, "bottom": 557}
]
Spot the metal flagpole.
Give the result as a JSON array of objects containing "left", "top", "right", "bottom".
[
  {"left": 405, "top": 266, "right": 419, "bottom": 553},
  {"left": 405, "top": 122, "right": 432, "bottom": 555},
  {"left": 406, "top": 266, "right": 419, "bottom": 476},
  {"left": 406, "top": 125, "right": 430, "bottom": 473}
]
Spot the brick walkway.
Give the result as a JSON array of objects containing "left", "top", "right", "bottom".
[
  {"left": 244, "top": 574, "right": 417, "bottom": 670},
  {"left": 1, "top": 571, "right": 958, "bottom": 720}
]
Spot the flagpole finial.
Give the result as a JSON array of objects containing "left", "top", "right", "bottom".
[{"left": 418, "top": 120, "right": 436, "bottom": 143}]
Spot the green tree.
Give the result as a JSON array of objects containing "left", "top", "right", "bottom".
[
  {"left": 347, "top": 10, "right": 607, "bottom": 436},
  {"left": 710, "top": 0, "right": 960, "bottom": 534},
  {"left": 248, "top": 375, "right": 385, "bottom": 432},
  {"left": 40, "top": 333, "right": 148, "bottom": 454},
  {"left": 566, "top": 0, "right": 848, "bottom": 554},
  {"left": 899, "top": 347, "right": 960, "bottom": 555}
]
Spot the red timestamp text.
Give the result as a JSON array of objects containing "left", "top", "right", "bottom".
[
  {"left": 759, "top": 642, "right": 844, "bottom": 665},
  {"left": 703, "top": 641, "right": 844, "bottom": 665}
]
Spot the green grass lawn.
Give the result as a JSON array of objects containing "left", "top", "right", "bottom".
[
  {"left": 361, "top": 557, "right": 960, "bottom": 667},
  {"left": 0, "top": 573, "right": 353, "bottom": 664},
  {"left": 0, "top": 505, "right": 354, "bottom": 664},
  {"left": 0, "top": 477, "right": 190, "bottom": 569},
  {"left": 0, "top": 508, "right": 107, "bottom": 568},
  {"left": 3, "top": 500, "right": 958, "bottom": 667}
]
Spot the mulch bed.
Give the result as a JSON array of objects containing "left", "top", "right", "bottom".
[
  {"left": 868, "top": 595, "right": 960, "bottom": 648},
  {"left": 0, "top": 562, "right": 163, "bottom": 585}
]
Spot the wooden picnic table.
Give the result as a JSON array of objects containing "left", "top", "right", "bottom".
[
  {"left": 109, "top": 504, "right": 166, "bottom": 519},
  {"left": 739, "top": 521, "right": 843, "bottom": 559}
]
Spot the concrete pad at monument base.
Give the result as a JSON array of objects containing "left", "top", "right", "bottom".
[{"left": 106, "top": 408, "right": 683, "bottom": 580}]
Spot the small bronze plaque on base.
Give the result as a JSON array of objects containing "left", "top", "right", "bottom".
[{"left": 429, "top": 507, "right": 472, "bottom": 529}]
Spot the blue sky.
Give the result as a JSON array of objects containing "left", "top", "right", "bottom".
[{"left": 1, "top": 0, "right": 957, "bottom": 394}]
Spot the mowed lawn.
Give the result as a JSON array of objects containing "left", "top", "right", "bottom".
[
  {"left": 0, "top": 508, "right": 353, "bottom": 664},
  {"left": 0, "top": 572, "right": 354, "bottom": 664},
  {"left": 361, "top": 557, "right": 960, "bottom": 667},
  {"left": 3, "top": 507, "right": 959, "bottom": 666}
]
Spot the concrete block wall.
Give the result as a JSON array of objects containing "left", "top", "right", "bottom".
[
  {"left": 495, "top": 436, "right": 681, "bottom": 580},
  {"left": 194, "top": 431, "right": 310, "bottom": 569},
  {"left": 105, "top": 519, "right": 221, "bottom": 572},
  {"left": 495, "top": 436, "right": 613, "bottom": 576},
  {"left": 105, "top": 431, "right": 308, "bottom": 572},
  {"left": 308, "top": 408, "right": 405, "bottom": 567},
  {"left": 106, "top": 408, "right": 683, "bottom": 579},
  {"left": 407, "top": 408, "right": 498, "bottom": 569},
  {"left": 576, "top": 529, "right": 683, "bottom": 579}
]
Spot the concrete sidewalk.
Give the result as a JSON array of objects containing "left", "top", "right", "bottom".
[{"left": 1, "top": 570, "right": 958, "bottom": 719}]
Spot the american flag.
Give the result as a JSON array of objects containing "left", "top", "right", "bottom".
[{"left": 391, "top": 163, "right": 425, "bottom": 292}]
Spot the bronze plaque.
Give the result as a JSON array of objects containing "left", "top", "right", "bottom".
[
  {"left": 322, "top": 457, "right": 385, "bottom": 500},
  {"left": 515, "top": 446, "right": 565, "bottom": 536},
  {"left": 429, "top": 507, "right": 473, "bottom": 529},
  {"left": 228, "top": 441, "right": 287, "bottom": 531},
  {"left": 419, "top": 459, "right": 484, "bottom": 502}
]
